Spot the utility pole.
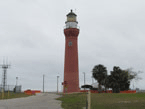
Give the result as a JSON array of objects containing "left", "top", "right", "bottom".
[
  {"left": 43, "top": 74, "right": 45, "bottom": 93},
  {"left": 16, "top": 77, "right": 18, "bottom": 86},
  {"left": 57, "top": 76, "right": 59, "bottom": 93},
  {"left": 92, "top": 76, "right": 94, "bottom": 84},
  {"left": 83, "top": 72, "right": 86, "bottom": 90},
  {"left": 133, "top": 80, "right": 135, "bottom": 90}
]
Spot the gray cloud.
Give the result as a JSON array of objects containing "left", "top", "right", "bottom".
[{"left": 0, "top": 0, "right": 144, "bottom": 91}]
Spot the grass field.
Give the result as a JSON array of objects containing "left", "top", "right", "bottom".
[
  {"left": 57, "top": 93, "right": 145, "bottom": 109},
  {"left": 57, "top": 93, "right": 86, "bottom": 109},
  {"left": 0, "top": 92, "right": 32, "bottom": 100}
]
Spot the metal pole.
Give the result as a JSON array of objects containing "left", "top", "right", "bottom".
[
  {"left": 61, "top": 81, "right": 62, "bottom": 93},
  {"left": 16, "top": 77, "right": 18, "bottom": 86},
  {"left": 133, "top": 80, "right": 135, "bottom": 90},
  {"left": 92, "top": 76, "right": 94, "bottom": 84},
  {"left": 57, "top": 76, "right": 59, "bottom": 93},
  {"left": 43, "top": 75, "right": 45, "bottom": 93},
  {"left": 83, "top": 72, "right": 86, "bottom": 90},
  {"left": 3, "top": 68, "right": 7, "bottom": 91},
  {"left": 2, "top": 88, "right": 4, "bottom": 99},
  {"left": 8, "top": 85, "right": 9, "bottom": 97}
]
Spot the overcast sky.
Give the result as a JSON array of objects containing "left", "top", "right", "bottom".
[{"left": 0, "top": 0, "right": 145, "bottom": 91}]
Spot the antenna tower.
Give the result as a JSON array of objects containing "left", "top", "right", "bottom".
[{"left": 0, "top": 58, "right": 10, "bottom": 91}]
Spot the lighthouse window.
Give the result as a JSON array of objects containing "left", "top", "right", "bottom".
[{"left": 68, "top": 41, "right": 72, "bottom": 46}]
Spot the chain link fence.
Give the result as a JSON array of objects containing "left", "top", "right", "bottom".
[{"left": 0, "top": 85, "right": 21, "bottom": 93}]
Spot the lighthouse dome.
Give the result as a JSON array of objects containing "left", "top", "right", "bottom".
[
  {"left": 66, "top": 10, "right": 77, "bottom": 22},
  {"left": 67, "top": 10, "right": 77, "bottom": 16}
]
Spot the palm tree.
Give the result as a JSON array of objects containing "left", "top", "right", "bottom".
[{"left": 92, "top": 64, "right": 107, "bottom": 92}]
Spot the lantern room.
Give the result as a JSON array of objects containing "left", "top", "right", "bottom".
[{"left": 65, "top": 10, "right": 78, "bottom": 29}]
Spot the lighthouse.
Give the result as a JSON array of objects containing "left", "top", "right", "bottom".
[{"left": 63, "top": 10, "right": 80, "bottom": 93}]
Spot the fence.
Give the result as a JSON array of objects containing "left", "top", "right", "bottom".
[
  {"left": 120, "top": 90, "right": 136, "bottom": 93},
  {"left": 80, "top": 90, "right": 136, "bottom": 93},
  {"left": 136, "top": 90, "right": 145, "bottom": 93},
  {"left": 0, "top": 85, "right": 21, "bottom": 93}
]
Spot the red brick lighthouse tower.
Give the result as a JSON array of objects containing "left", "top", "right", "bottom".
[{"left": 63, "top": 10, "right": 80, "bottom": 93}]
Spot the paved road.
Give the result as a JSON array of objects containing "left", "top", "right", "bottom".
[{"left": 0, "top": 93, "right": 63, "bottom": 109}]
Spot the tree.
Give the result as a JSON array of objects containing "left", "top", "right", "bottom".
[
  {"left": 119, "top": 70, "right": 130, "bottom": 91},
  {"left": 108, "top": 66, "right": 131, "bottom": 93},
  {"left": 92, "top": 64, "right": 107, "bottom": 92},
  {"left": 92, "top": 65, "right": 142, "bottom": 93},
  {"left": 125, "top": 68, "right": 142, "bottom": 90},
  {"left": 109, "top": 66, "right": 122, "bottom": 93},
  {"left": 126, "top": 68, "right": 142, "bottom": 81}
]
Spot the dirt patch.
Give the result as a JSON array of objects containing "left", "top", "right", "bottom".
[{"left": 118, "top": 101, "right": 131, "bottom": 103}]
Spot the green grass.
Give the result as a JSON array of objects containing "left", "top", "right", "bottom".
[
  {"left": 91, "top": 93, "right": 145, "bottom": 109},
  {"left": 57, "top": 93, "right": 87, "bottom": 109},
  {"left": 57, "top": 93, "right": 145, "bottom": 109},
  {"left": 0, "top": 92, "right": 32, "bottom": 100}
]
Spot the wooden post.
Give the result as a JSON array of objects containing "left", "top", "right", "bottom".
[{"left": 88, "top": 91, "right": 91, "bottom": 109}]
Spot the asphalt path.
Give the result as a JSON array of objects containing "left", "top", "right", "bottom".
[{"left": 0, "top": 93, "right": 63, "bottom": 109}]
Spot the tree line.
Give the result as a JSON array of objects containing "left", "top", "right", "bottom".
[{"left": 92, "top": 64, "right": 142, "bottom": 93}]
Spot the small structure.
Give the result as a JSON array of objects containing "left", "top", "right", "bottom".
[
  {"left": 24, "top": 89, "right": 41, "bottom": 95},
  {"left": 92, "top": 82, "right": 105, "bottom": 91},
  {"left": 81, "top": 85, "right": 93, "bottom": 90},
  {"left": 14, "top": 86, "right": 22, "bottom": 93}
]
